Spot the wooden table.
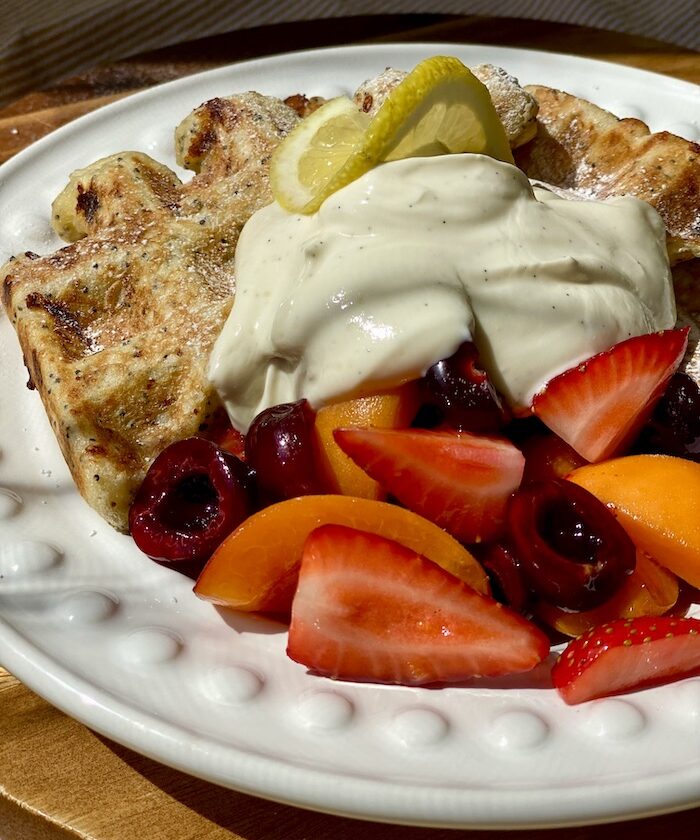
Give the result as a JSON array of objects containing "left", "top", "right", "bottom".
[{"left": 1, "top": 14, "right": 698, "bottom": 839}]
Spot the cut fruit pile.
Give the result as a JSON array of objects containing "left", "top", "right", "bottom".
[
  {"left": 129, "top": 324, "right": 700, "bottom": 703},
  {"left": 270, "top": 55, "right": 513, "bottom": 213}
]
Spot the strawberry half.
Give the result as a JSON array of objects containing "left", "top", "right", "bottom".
[
  {"left": 532, "top": 328, "right": 689, "bottom": 462},
  {"left": 552, "top": 615, "right": 700, "bottom": 705},
  {"left": 333, "top": 428, "right": 524, "bottom": 543},
  {"left": 287, "top": 524, "right": 549, "bottom": 685}
]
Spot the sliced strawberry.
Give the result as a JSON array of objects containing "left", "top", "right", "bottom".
[
  {"left": 532, "top": 328, "right": 689, "bottom": 463},
  {"left": 288, "top": 524, "right": 549, "bottom": 685},
  {"left": 552, "top": 615, "right": 700, "bottom": 705},
  {"left": 332, "top": 428, "right": 524, "bottom": 543}
]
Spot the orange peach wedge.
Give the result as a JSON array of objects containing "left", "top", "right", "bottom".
[
  {"left": 314, "top": 383, "right": 420, "bottom": 499},
  {"left": 568, "top": 455, "right": 700, "bottom": 588},
  {"left": 194, "top": 495, "right": 489, "bottom": 614}
]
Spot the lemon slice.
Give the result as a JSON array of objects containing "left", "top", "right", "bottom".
[
  {"left": 270, "top": 97, "right": 372, "bottom": 215},
  {"left": 271, "top": 55, "right": 513, "bottom": 214}
]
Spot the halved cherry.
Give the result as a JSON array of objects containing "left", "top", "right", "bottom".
[
  {"left": 129, "top": 437, "right": 254, "bottom": 577},
  {"left": 635, "top": 372, "right": 700, "bottom": 461},
  {"left": 535, "top": 551, "right": 679, "bottom": 637},
  {"left": 507, "top": 478, "right": 635, "bottom": 611}
]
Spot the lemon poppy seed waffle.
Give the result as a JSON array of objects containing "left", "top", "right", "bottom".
[
  {"left": 515, "top": 85, "right": 700, "bottom": 265},
  {"left": 2, "top": 92, "right": 300, "bottom": 531},
  {"left": 513, "top": 84, "right": 700, "bottom": 385}
]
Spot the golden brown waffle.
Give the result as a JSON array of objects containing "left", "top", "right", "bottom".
[
  {"left": 516, "top": 85, "right": 700, "bottom": 264},
  {"left": 2, "top": 93, "right": 299, "bottom": 531}
]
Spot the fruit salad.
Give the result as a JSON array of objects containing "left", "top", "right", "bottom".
[{"left": 129, "top": 57, "right": 700, "bottom": 705}]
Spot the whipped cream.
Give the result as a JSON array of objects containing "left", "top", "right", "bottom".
[{"left": 209, "top": 154, "right": 675, "bottom": 431}]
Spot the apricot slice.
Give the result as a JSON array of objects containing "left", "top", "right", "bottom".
[
  {"left": 314, "top": 383, "right": 420, "bottom": 499},
  {"left": 194, "top": 495, "right": 489, "bottom": 614},
  {"left": 536, "top": 551, "right": 679, "bottom": 637},
  {"left": 568, "top": 455, "right": 700, "bottom": 588}
]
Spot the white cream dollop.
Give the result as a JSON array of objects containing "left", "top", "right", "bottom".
[{"left": 209, "top": 154, "right": 675, "bottom": 431}]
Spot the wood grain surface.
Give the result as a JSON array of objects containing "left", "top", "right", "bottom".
[{"left": 1, "top": 14, "right": 699, "bottom": 840}]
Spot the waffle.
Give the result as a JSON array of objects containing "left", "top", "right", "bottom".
[
  {"left": 353, "top": 63, "right": 539, "bottom": 148},
  {"left": 2, "top": 92, "right": 299, "bottom": 531},
  {"left": 516, "top": 85, "right": 700, "bottom": 264}
]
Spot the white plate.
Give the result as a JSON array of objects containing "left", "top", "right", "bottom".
[{"left": 1, "top": 44, "right": 699, "bottom": 830}]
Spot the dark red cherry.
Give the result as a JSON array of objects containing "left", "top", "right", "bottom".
[
  {"left": 129, "top": 437, "right": 254, "bottom": 577},
  {"left": 635, "top": 372, "right": 700, "bottom": 462},
  {"left": 521, "top": 432, "right": 588, "bottom": 484},
  {"left": 507, "top": 479, "right": 635, "bottom": 611},
  {"left": 245, "top": 399, "right": 323, "bottom": 502},
  {"left": 477, "top": 543, "right": 532, "bottom": 614},
  {"left": 423, "top": 341, "right": 507, "bottom": 432}
]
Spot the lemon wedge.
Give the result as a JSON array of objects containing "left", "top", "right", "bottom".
[{"left": 271, "top": 55, "right": 513, "bottom": 214}]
